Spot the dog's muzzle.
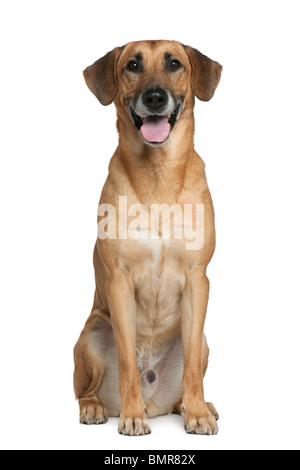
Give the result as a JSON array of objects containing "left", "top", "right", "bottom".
[{"left": 129, "top": 88, "right": 183, "bottom": 145}]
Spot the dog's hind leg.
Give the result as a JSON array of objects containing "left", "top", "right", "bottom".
[{"left": 73, "top": 310, "right": 110, "bottom": 425}]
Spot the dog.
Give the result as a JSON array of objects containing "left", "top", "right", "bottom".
[{"left": 73, "top": 40, "right": 222, "bottom": 436}]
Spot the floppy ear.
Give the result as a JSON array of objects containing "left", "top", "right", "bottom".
[
  {"left": 83, "top": 47, "right": 124, "bottom": 106},
  {"left": 185, "top": 46, "right": 222, "bottom": 101}
]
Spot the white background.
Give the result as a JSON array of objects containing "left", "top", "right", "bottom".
[{"left": 1, "top": 0, "right": 300, "bottom": 451}]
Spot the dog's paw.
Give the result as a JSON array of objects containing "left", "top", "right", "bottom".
[
  {"left": 184, "top": 415, "right": 218, "bottom": 435},
  {"left": 80, "top": 404, "right": 109, "bottom": 425},
  {"left": 118, "top": 417, "right": 152, "bottom": 436},
  {"left": 206, "top": 402, "right": 219, "bottom": 421},
  {"left": 181, "top": 403, "right": 218, "bottom": 435}
]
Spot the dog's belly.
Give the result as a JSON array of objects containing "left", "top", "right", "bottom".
[
  {"left": 124, "top": 235, "right": 186, "bottom": 352},
  {"left": 91, "top": 319, "right": 184, "bottom": 417}
]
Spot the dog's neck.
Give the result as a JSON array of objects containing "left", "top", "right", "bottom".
[{"left": 116, "top": 112, "right": 195, "bottom": 205}]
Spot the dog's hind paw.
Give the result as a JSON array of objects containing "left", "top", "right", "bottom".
[{"left": 80, "top": 403, "right": 109, "bottom": 425}]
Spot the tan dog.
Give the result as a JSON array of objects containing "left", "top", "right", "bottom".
[{"left": 73, "top": 40, "right": 222, "bottom": 436}]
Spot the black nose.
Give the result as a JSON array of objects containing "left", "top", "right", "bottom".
[{"left": 142, "top": 88, "right": 168, "bottom": 112}]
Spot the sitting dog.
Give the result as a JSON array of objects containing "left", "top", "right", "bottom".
[{"left": 73, "top": 40, "right": 222, "bottom": 436}]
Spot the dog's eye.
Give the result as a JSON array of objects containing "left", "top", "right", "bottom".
[
  {"left": 126, "top": 61, "right": 139, "bottom": 72},
  {"left": 168, "top": 59, "right": 182, "bottom": 71}
]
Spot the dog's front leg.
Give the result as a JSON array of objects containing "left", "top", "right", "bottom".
[
  {"left": 106, "top": 269, "right": 151, "bottom": 436},
  {"left": 181, "top": 266, "right": 218, "bottom": 435}
]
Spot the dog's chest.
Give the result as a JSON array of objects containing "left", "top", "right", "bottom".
[{"left": 122, "top": 232, "right": 187, "bottom": 339}]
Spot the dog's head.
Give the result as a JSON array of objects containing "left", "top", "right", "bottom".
[{"left": 84, "top": 40, "right": 222, "bottom": 146}]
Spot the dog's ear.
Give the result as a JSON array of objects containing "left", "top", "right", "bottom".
[
  {"left": 185, "top": 46, "right": 222, "bottom": 101},
  {"left": 83, "top": 47, "right": 124, "bottom": 106}
]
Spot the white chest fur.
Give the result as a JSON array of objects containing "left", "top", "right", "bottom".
[
  {"left": 133, "top": 228, "right": 170, "bottom": 263},
  {"left": 123, "top": 230, "right": 186, "bottom": 345}
]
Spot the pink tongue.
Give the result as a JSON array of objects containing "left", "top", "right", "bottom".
[{"left": 141, "top": 116, "right": 171, "bottom": 143}]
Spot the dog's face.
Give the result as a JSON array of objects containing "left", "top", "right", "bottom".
[{"left": 84, "top": 40, "right": 222, "bottom": 146}]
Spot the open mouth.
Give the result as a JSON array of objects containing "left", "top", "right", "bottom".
[{"left": 130, "top": 104, "right": 181, "bottom": 144}]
